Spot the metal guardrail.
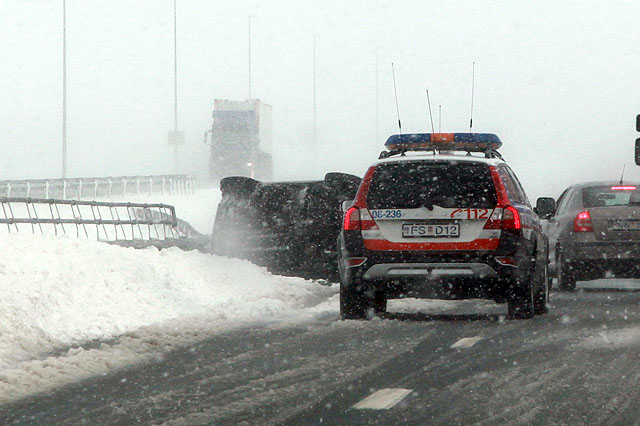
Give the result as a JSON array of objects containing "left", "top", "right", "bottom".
[
  {"left": 0, "top": 175, "right": 195, "bottom": 199},
  {"left": 0, "top": 197, "right": 189, "bottom": 241}
]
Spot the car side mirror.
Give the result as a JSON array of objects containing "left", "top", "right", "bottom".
[{"left": 535, "top": 197, "right": 556, "bottom": 219}]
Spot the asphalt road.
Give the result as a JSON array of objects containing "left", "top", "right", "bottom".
[{"left": 2, "top": 281, "right": 640, "bottom": 426}]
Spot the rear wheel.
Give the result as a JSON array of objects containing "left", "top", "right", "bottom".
[
  {"left": 340, "top": 281, "right": 385, "bottom": 320},
  {"left": 508, "top": 258, "right": 535, "bottom": 320},
  {"left": 557, "top": 253, "right": 576, "bottom": 291},
  {"left": 340, "top": 281, "right": 369, "bottom": 320},
  {"left": 372, "top": 292, "right": 387, "bottom": 314},
  {"left": 534, "top": 263, "right": 549, "bottom": 315}
]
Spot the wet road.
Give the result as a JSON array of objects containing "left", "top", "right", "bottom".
[{"left": 2, "top": 281, "right": 640, "bottom": 425}]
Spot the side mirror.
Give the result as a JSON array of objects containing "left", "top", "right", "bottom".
[
  {"left": 636, "top": 138, "right": 640, "bottom": 166},
  {"left": 535, "top": 197, "right": 556, "bottom": 219}
]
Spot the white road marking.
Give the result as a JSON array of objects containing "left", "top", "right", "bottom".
[
  {"left": 352, "top": 388, "right": 413, "bottom": 410},
  {"left": 451, "top": 336, "right": 482, "bottom": 349}
]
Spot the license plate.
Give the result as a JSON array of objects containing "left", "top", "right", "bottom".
[
  {"left": 402, "top": 223, "right": 460, "bottom": 238},
  {"left": 609, "top": 220, "right": 640, "bottom": 231}
]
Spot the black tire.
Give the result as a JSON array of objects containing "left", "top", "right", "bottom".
[
  {"left": 507, "top": 260, "right": 535, "bottom": 320},
  {"left": 557, "top": 253, "right": 576, "bottom": 291},
  {"left": 340, "top": 282, "right": 368, "bottom": 320},
  {"left": 372, "top": 292, "right": 387, "bottom": 314},
  {"left": 534, "top": 263, "right": 549, "bottom": 315}
]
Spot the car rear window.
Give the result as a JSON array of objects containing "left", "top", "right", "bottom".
[
  {"left": 582, "top": 186, "right": 640, "bottom": 207},
  {"left": 366, "top": 161, "right": 497, "bottom": 209}
]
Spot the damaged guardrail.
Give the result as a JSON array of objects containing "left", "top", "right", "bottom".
[{"left": 0, "top": 197, "right": 207, "bottom": 251}]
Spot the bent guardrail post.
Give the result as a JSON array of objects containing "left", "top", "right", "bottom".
[{"left": 0, "top": 197, "right": 192, "bottom": 246}]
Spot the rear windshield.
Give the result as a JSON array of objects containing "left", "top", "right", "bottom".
[
  {"left": 367, "top": 161, "right": 497, "bottom": 209},
  {"left": 582, "top": 186, "right": 640, "bottom": 207}
]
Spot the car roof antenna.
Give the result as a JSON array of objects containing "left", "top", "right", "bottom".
[
  {"left": 469, "top": 61, "right": 475, "bottom": 132},
  {"left": 620, "top": 164, "right": 626, "bottom": 184},
  {"left": 392, "top": 63, "right": 402, "bottom": 136},
  {"left": 426, "top": 89, "right": 435, "bottom": 133}
]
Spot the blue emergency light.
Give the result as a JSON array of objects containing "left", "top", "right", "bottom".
[{"left": 384, "top": 133, "right": 502, "bottom": 152}]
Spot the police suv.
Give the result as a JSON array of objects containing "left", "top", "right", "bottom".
[{"left": 337, "top": 133, "right": 549, "bottom": 320}]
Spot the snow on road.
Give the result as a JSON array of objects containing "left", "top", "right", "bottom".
[{"left": 0, "top": 187, "right": 340, "bottom": 402}]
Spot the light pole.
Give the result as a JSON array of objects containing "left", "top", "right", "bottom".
[
  {"left": 248, "top": 15, "right": 256, "bottom": 99},
  {"left": 173, "top": 0, "right": 178, "bottom": 134},
  {"left": 313, "top": 35, "right": 318, "bottom": 174},
  {"left": 375, "top": 46, "right": 379, "bottom": 146},
  {"left": 62, "top": 0, "right": 67, "bottom": 178},
  {"left": 167, "top": 0, "right": 184, "bottom": 173},
  {"left": 173, "top": 0, "right": 178, "bottom": 172}
]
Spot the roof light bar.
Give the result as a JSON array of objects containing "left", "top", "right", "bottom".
[{"left": 384, "top": 133, "right": 502, "bottom": 152}]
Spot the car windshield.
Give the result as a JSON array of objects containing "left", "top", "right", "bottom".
[
  {"left": 582, "top": 186, "right": 640, "bottom": 207},
  {"left": 367, "top": 161, "right": 497, "bottom": 209}
]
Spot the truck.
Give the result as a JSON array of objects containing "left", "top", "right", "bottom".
[{"left": 205, "top": 99, "right": 273, "bottom": 182}]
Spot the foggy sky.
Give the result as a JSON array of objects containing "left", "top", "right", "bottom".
[{"left": 2, "top": 0, "right": 640, "bottom": 200}]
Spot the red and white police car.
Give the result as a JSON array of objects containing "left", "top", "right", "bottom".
[{"left": 337, "top": 133, "right": 549, "bottom": 319}]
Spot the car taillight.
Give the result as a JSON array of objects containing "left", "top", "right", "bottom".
[
  {"left": 343, "top": 166, "right": 377, "bottom": 232},
  {"left": 502, "top": 206, "right": 521, "bottom": 230},
  {"left": 343, "top": 207, "right": 361, "bottom": 230},
  {"left": 483, "top": 208, "right": 502, "bottom": 229},
  {"left": 483, "top": 206, "right": 521, "bottom": 230},
  {"left": 573, "top": 210, "right": 593, "bottom": 232}
]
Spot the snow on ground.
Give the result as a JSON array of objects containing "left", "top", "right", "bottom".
[
  {"left": 578, "top": 279, "right": 640, "bottom": 291},
  {"left": 580, "top": 327, "right": 640, "bottom": 349},
  {"left": 0, "top": 232, "right": 338, "bottom": 402},
  {"left": 0, "top": 185, "right": 519, "bottom": 402},
  {"left": 389, "top": 298, "right": 504, "bottom": 316}
]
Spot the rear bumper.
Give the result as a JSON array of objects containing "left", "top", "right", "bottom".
[
  {"left": 337, "top": 229, "right": 532, "bottom": 300},
  {"left": 339, "top": 251, "right": 523, "bottom": 300},
  {"left": 562, "top": 241, "right": 640, "bottom": 262},
  {"left": 362, "top": 262, "right": 500, "bottom": 280}
]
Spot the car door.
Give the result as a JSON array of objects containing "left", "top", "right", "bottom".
[
  {"left": 498, "top": 165, "right": 548, "bottom": 290},
  {"left": 547, "top": 187, "right": 581, "bottom": 263},
  {"left": 544, "top": 188, "right": 570, "bottom": 266}
]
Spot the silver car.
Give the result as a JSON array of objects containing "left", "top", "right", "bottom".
[{"left": 536, "top": 182, "right": 640, "bottom": 290}]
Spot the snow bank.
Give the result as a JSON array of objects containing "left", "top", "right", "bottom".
[{"left": 0, "top": 233, "right": 337, "bottom": 401}]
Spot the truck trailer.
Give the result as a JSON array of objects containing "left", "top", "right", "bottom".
[{"left": 205, "top": 99, "right": 273, "bottom": 182}]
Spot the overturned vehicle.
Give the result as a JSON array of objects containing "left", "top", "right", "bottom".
[{"left": 211, "top": 173, "right": 361, "bottom": 281}]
